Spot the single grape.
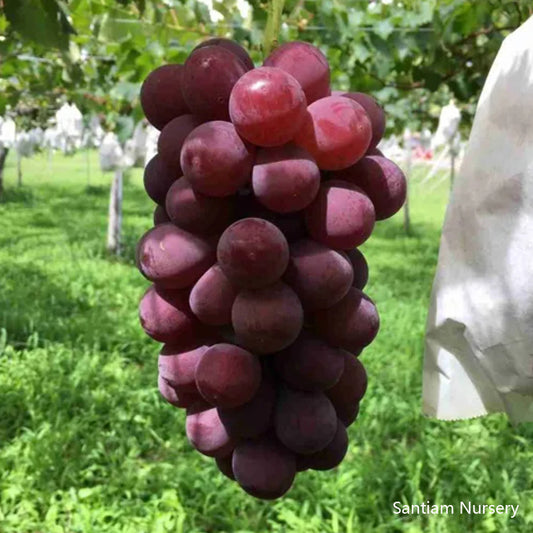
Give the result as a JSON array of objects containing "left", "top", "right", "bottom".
[
  {"left": 341, "top": 92, "right": 385, "bottom": 149},
  {"left": 218, "top": 378, "right": 276, "bottom": 439},
  {"left": 139, "top": 285, "right": 199, "bottom": 343},
  {"left": 157, "top": 114, "right": 203, "bottom": 171},
  {"left": 330, "top": 156, "right": 407, "bottom": 220},
  {"left": 274, "top": 388, "right": 337, "bottom": 455},
  {"left": 215, "top": 453, "right": 236, "bottom": 480},
  {"left": 144, "top": 154, "right": 178, "bottom": 206},
  {"left": 165, "top": 177, "right": 235, "bottom": 235},
  {"left": 313, "top": 287, "right": 379, "bottom": 352},
  {"left": 195, "top": 343, "right": 262, "bottom": 408},
  {"left": 194, "top": 38, "right": 254, "bottom": 70},
  {"left": 189, "top": 264, "right": 238, "bottom": 326},
  {"left": 140, "top": 64, "right": 189, "bottom": 130},
  {"left": 180, "top": 121, "right": 255, "bottom": 197},
  {"left": 186, "top": 404, "right": 237, "bottom": 458},
  {"left": 304, "top": 180, "right": 375, "bottom": 250},
  {"left": 153, "top": 204, "right": 170, "bottom": 225},
  {"left": 235, "top": 193, "right": 307, "bottom": 242},
  {"left": 283, "top": 239, "right": 354, "bottom": 310},
  {"left": 182, "top": 46, "right": 247, "bottom": 121},
  {"left": 296, "top": 455, "right": 310, "bottom": 472},
  {"left": 229, "top": 66, "right": 307, "bottom": 147},
  {"left": 159, "top": 341, "right": 212, "bottom": 394},
  {"left": 294, "top": 96, "right": 372, "bottom": 170},
  {"left": 264, "top": 41, "right": 330, "bottom": 104},
  {"left": 346, "top": 248, "right": 369, "bottom": 290},
  {"left": 232, "top": 282, "right": 303, "bottom": 354},
  {"left": 232, "top": 435, "right": 296, "bottom": 500},
  {"left": 274, "top": 331, "right": 345, "bottom": 392},
  {"left": 252, "top": 144, "right": 320, "bottom": 213},
  {"left": 217, "top": 218, "right": 289, "bottom": 289},
  {"left": 136, "top": 223, "right": 215, "bottom": 289},
  {"left": 326, "top": 354, "right": 366, "bottom": 426},
  {"left": 299, "top": 418, "right": 348, "bottom": 470},
  {"left": 366, "top": 146, "right": 384, "bottom": 157},
  {"left": 158, "top": 375, "right": 202, "bottom": 409}
]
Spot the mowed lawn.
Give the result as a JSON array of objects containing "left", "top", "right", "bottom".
[{"left": 0, "top": 150, "right": 532, "bottom": 533}]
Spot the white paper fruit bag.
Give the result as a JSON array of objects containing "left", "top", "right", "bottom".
[{"left": 423, "top": 16, "right": 533, "bottom": 422}]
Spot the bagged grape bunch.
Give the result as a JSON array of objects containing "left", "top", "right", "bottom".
[{"left": 136, "top": 38, "right": 406, "bottom": 500}]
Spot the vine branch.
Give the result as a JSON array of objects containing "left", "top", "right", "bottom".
[{"left": 263, "top": 0, "right": 286, "bottom": 58}]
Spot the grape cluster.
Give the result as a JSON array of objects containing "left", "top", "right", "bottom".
[{"left": 137, "top": 38, "right": 406, "bottom": 500}]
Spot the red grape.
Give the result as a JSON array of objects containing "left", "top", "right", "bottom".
[
  {"left": 330, "top": 156, "right": 407, "bottom": 220},
  {"left": 144, "top": 154, "right": 178, "bottom": 206},
  {"left": 140, "top": 64, "right": 189, "bottom": 130},
  {"left": 274, "top": 388, "right": 337, "bottom": 454},
  {"left": 186, "top": 404, "right": 237, "bottom": 458},
  {"left": 235, "top": 193, "right": 307, "bottom": 242},
  {"left": 217, "top": 218, "right": 289, "bottom": 289},
  {"left": 274, "top": 331, "right": 345, "bottom": 392},
  {"left": 326, "top": 354, "right": 366, "bottom": 426},
  {"left": 367, "top": 146, "right": 384, "bottom": 157},
  {"left": 180, "top": 121, "right": 255, "bottom": 197},
  {"left": 189, "top": 264, "right": 238, "bottom": 326},
  {"left": 182, "top": 46, "right": 247, "bottom": 121},
  {"left": 313, "top": 287, "right": 379, "bottom": 352},
  {"left": 153, "top": 205, "right": 170, "bottom": 225},
  {"left": 229, "top": 67, "right": 307, "bottom": 147},
  {"left": 158, "top": 375, "right": 202, "bottom": 408},
  {"left": 216, "top": 454, "right": 236, "bottom": 480},
  {"left": 346, "top": 248, "right": 368, "bottom": 290},
  {"left": 341, "top": 92, "right": 385, "bottom": 149},
  {"left": 195, "top": 343, "right": 262, "bottom": 408},
  {"left": 139, "top": 285, "right": 199, "bottom": 343},
  {"left": 165, "top": 178, "right": 235, "bottom": 236},
  {"left": 157, "top": 114, "right": 203, "bottom": 171},
  {"left": 194, "top": 38, "right": 254, "bottom": 70},
  {"left": 264, "top": 41, "right": 330, "bottom": 104},
  {"left": 299, "top": 418, "right": 348, "bottom": 470},
  {"left": 218, "top": 378, "right": 276, "bottom": 438},
  {"left": 159, "top": 341, "right": 211, "bottom": 393},
  {"left": 304, "top": 180, "right": 375, "bottom": 250},
  {"left": 136, "top": 223, "right": 215, "bottom": 289},
  {"left": 232, "top": 435, "right": 296, "bottom": 500},
  {"left": 283, "top": 239, "right": 353, "bottom": 309},
  {"left": 252, "top": 144, "right": 320, "bottom": 213},
  {"left": 294, "top": 96, "right": 371, "bottom": 170},
  {"left": 232, "top": 282, "right": 303, "bottom": 354},
  {"left": 296, "top": 455, "right": 309, "bottom": 472}
]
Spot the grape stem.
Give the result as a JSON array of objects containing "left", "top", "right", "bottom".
[{"left": 263, "top": 0, "right": 286, "bottom": 58}]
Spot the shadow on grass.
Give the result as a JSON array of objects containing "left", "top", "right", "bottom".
[
  {"left": 0, "top": 261, "right": 144, "bottom": 351},
  {"left": 21, "top": 180, "right": 153, "bottom": 265},
  {"left": 0, "top": 187, "right": 35, "bottom": 205},
  {"left": 372, "top": 218, "right": 441, "bottom": 242},
  {"left": 84, "top": 185, "right": 108, "bottom": 196}
]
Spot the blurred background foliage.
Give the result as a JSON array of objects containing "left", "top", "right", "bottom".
[{"left": 1, "top": 0, "right": 532, "bottom": 135}]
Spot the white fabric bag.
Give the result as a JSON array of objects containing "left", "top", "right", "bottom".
[
  {"left": 99, "top": 132, "right": 124, "bottom": 171},
  {"left": 423, "top": 17, "right": 533, "bottom": 423}
]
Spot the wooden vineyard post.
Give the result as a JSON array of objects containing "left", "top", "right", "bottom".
[
  {"left": 86, "top": 149, "right": 91, "bottom": 185},
  {"left": 0, "top": 147, "right": 8, "bottom": 197},
  {"left": 107, "top": 168, "right": 123, "bottom": 255},
  {"left": 450, "top": 137, "right": 456, "bottom": 191},
  {"left": 403, "top": 130, "right": 412, "bottom": 234},
  {"left": 17, "top": 150, "right": 22, "bottom": 187}
]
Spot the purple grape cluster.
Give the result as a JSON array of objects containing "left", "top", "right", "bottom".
[{"left": 137, "top": 38, "right": 406, "bottom": 500}]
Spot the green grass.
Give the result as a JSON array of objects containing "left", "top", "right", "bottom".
[{"left": 0, "top": 150, "right": 532, "bottom": 533}]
